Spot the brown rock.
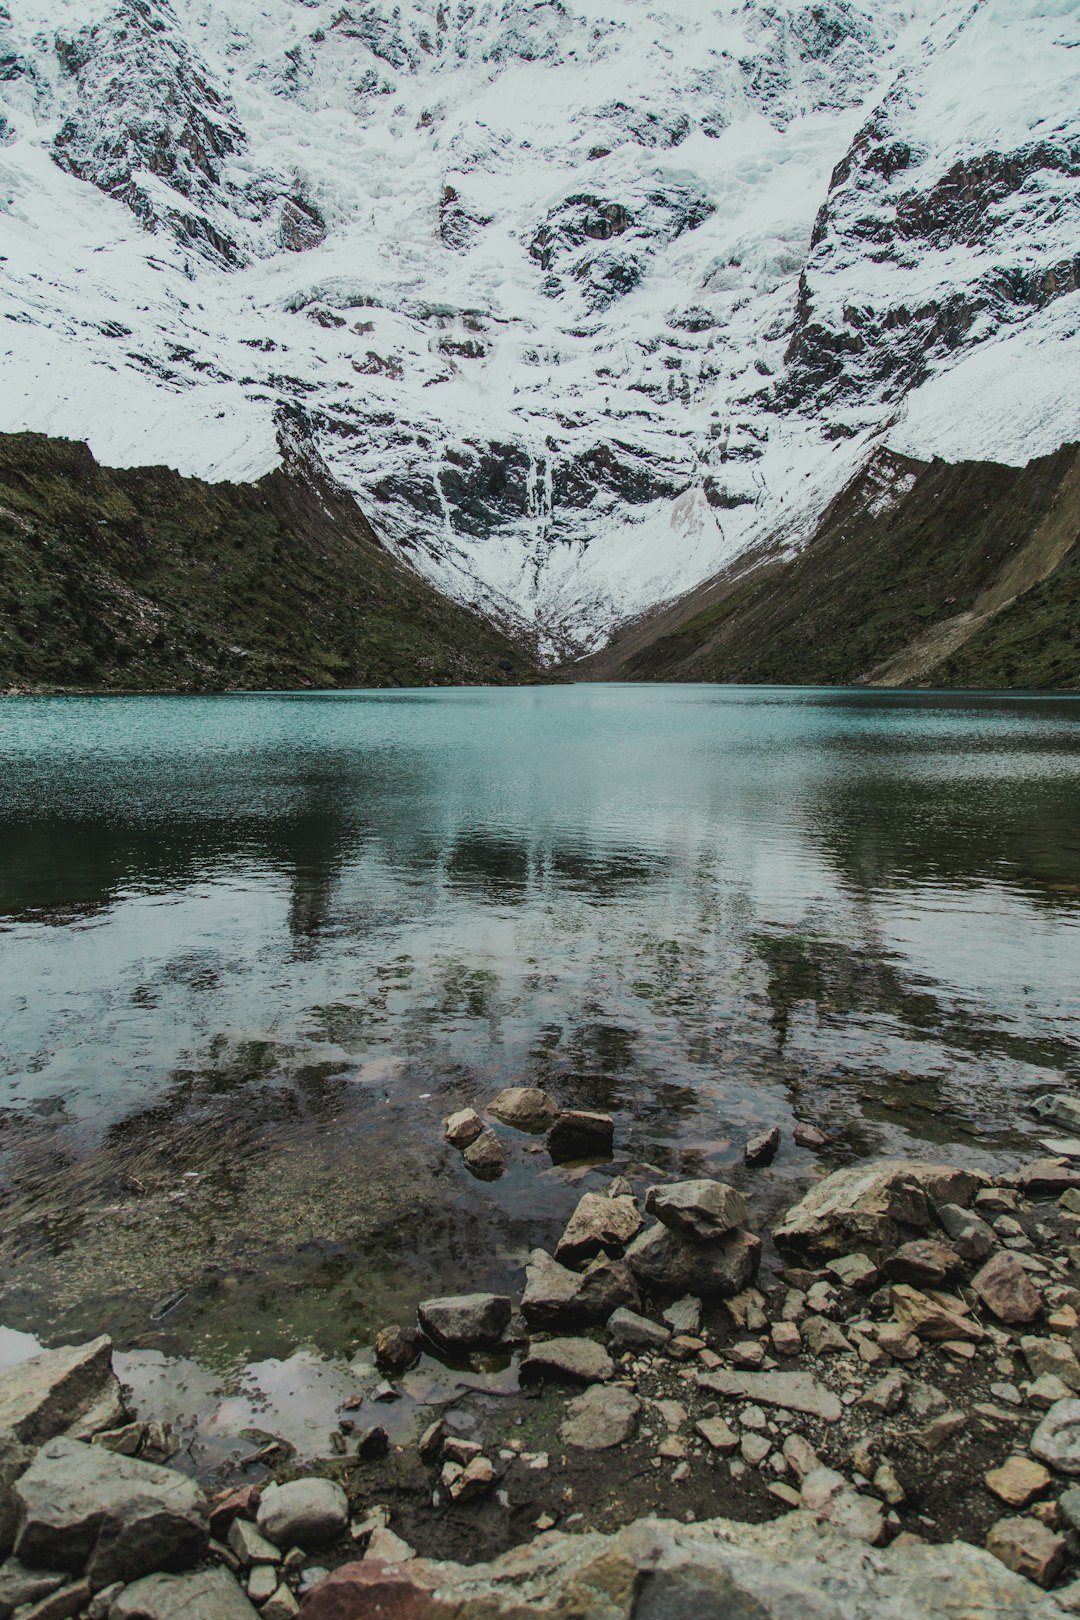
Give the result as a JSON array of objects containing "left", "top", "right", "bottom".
[
  {"left": 443, "top": 1109, "right": 483, "bottom": 1147},
  {"left": 971, "top": 1253, "right": 1043, "bottom": 1325},
  {"left": 546, "top": 1111, "right": 615, "bottom": 1162},
  {"left": 209, "top": 1485, "right": 262, "bottom": 1539},
  {"left": 774, "top": 1160, "right": 986, "bottom": 1261},
  {"left": 792, "top": 1123, "right": 830, "bottom": 1148},
  {"left": 985, "top": 1516, "right": 1065, "bottom": 1588},
  {"left": 883, "top": 1240, "right": 963, "bottom": 1287},
  {"left": 488, "top": 1087, "right": 559, "bottom": 1132},
  {"left": 463, "top": 1128, "right": 506, "bottom": 1179},
  {"left": 744, "top": 1127, "right": 780, "bottom": 1166},
  {"left": 299, "top": 1559, "right": 442, "bottom": 1620},
  {"left": 984, "top": 1457, "right": 1050, "bottom": 1508},
  {"left": 554, "top": 1192, "right": 642, "bottom": 1265},
  {"left": 890, "top": 1284, "right": 983, "bottom": 1343},
  {"left": 374, "top": 1326, "right": 421, "bottom": 1374}
]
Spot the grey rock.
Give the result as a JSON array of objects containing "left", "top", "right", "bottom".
[
  {"left": 1031, "top": 1400, "right": 1080, "bottom": 1474},
  {"left": 1022, "top": 1337, "right": 1080, "bottom": 1390},
  {"left": 745, "top": 1126, "right": 781, "bottom": 1167},
  {"left": 418, "top": 1292, "right": 512, "bottom": 1350},
  {"left": 697, "top": 1369, "right": 843, "bottom": 1422},
  {"left": 554, "top": 1193, "right": 642, "bottom": 1265},
  {"left": 1031, "top": 1094, "right": 1080, "bottom": 1134},
  {"left": 521, "top": 1250, "right": 639, "bottom": 1327},
  {"left": 444, "top": 1108, "right": 484, "bottom": 1147},
  {"left": 13, "top": 1437, "right": 208, "bottom": 1587},
  {"left": 1059, "top": 1485, "right": 1080, "bottom": 1531},
  {"left": 607, "top": 1308, "right": 672, "bottom": 1353},
  {"left": 546, "top": 1111, "right": 614, "bottom": 1162},
  {"left": 559, "top": 1385, "right": 640, "bottom": 1451},
  {"left": 625, "top": 1223, "right": 760, "bottom": 1298},
  {"left": 971, "top": 1252, "right": 1043, "bottom": 1324},
  {"left": 774, "top": 1160, "right": 986, "bottom": 1260},
  {"left": 110, "top": 1567, "right": 259, "bottom": 1619},
  {"left": 937, "top": 1203, "right": 995, "bottom": 1263},
  {"left": 488, "top": 1087, "right": 559, "bottom": 1131},
  {"left": 882, "top": 1239, "right": 963, "bottom": 1287},
  {"left": 226, "top": 1518, "right": 279, "bottom": 1566},
  {"left": 0, "top": 1560, "right": 66, "bottom": 1619},
  {"left": 0, "top": 1337, "right": 122, "bottom": 1447},
  {"left": 463, "top": 1128, "right": 506, "bottom": 1179},
  {"left": 246, "top": 1565, "right": 278, "bottom": 1605},
  {"left": 644, "top": 1180, "right": 748, "bottom": 1243},
  {"left": 520, "top": 1338, "right": 613, "bottom": 1384},
  {"left": 256, "top": 1479, "right": 348, "bottom": 1548},
  {"left": 262, "top": 1585, "right": 300, "bottom": 1620},
  {"left": 662, "top": 1297, "right": 703, "bottom": 1336}
]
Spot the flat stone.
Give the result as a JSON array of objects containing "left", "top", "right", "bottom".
[
  {"left": 695, "top": 1417, "right": 738, "bottom": 1454},
  {"left": 1003, "top": 1159, "right": 1080, "bottom": 1196},
  {"left": 444, "top": 1108, "right": 483, "bottom": 1147},
  {"left": 488, "top": 1087, "right": 559, "bottom": 1132},
  {"left": 662, "top": 1298, "right": 702, "bottom": 1336},
  {"left": 559, "top": 1385, "right": 640, "bottom": 1451},
  {"left": 972, "top": 1252, "right": 1043, "bottom": 1325},
  {"left": 774, "top": 1160, "right": 985, "bottom": 1261},
  {"left": 890, "top": 1284, "right": 983, "bottom": 1342},
  {"left": 644, "top": 1180, "right": 748, "bottom": 1243},
  {"left": 824, "top": 1253, "right": 878, "bottom": 1290},
  {"left": 418, "top": 1292, "right": 512, "bottom": 1350},
  {"left": 1022, "top": 1336, "right": 1080, "bottom": 1390},
  {"left": 546, "top": 1111, "right": 615, "bottom": 1162},
  {"left": 521, "top": 1250, "right": 639, "bottom": 1327},
  {"left": 110, "top": 1568, "right": 259, "bottom": 1619},
  {"left": 884, "top": 1240, "right": 963, "bottom": 1287},
  {"left": 1029, "top": 1374, "right": 1074, "bottom": 1409},
  {"left": 1032, "top": 1095, "right": 1080, "bottom": 1134},
  {"left": 256, "top": 1479, "right": 348, "bottom": 1548},
  {"left": 744, "top": 1127, "right": 781, "bottom": 1167},
  {"left": 984, "top": 1456, "right": 1051, "bottom": 1507},
  {"left": 462, "top": 1128, "right": 506, "bottom": 1179},
  {"left": 1031, "top": 1399, "right": 1080, "bottom": 1473},
  {"left": 607, "top": 1308, "right": 671, "bottom": 1353},
  {"left": 625, "top": 1224, "right": 761, "bottom": 1298},
  {"left": 0, "top": 1336, "right": 122, "bottom": 1447},
  {"left": 520, "top": 1338, "right": 613, "bottom": 1384},
  {"left": 985, "top": 1516, "right": 1065, "bottom": 1588},
  {"left": 247, "top": 1565, "right": 278, "bottom": 1604},
  {"left": 14, "top": 1437, "right": 207, "bottom": 1588},
  {"left": 697, "top": 1369, "right": 843, "bottom": 1422},
  {"left": 554, "top": 1193, "right": 642, "bottom": 1265}
]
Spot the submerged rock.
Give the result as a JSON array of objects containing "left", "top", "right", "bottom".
[
  {"left": 546, "top": 1111, "right": 614, "bottom": 1162},
  {"left": 644, "top": 1180, "right": 748, "bottom": 1242},
  {"left": 14, "top": 1436, "right": 208, "bottom": 1586},
  {"left": 418, "top": 1293, "right": 512, "bottom": 1350},
  {"left": 745, "top": 1126, "right": 781, "bottom": 1166},
  {"left": 488, "top": 1087, "right": 559, "bottom": 1131}
]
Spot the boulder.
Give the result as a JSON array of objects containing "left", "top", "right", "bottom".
[
  {"left": 554, "top": 1193, "right": 642, "bottom": 1265},
  {"left": 0, "top": 1337, "right": 122, "bottom": 1446},
  {"left": 546, "top": 1112, "right": 614, "bottom": 1162},
  {"left": 444, "top": 1109, "right": 483, "bottom": 1148},
  {"left": 110, "top": 1567, "right": 259, "bottom": 1618},
  {"left": 521, "top": 1251, "right": 638, "bottom": 1327},
  {"left": 773, "top": 1160, "right": 986, "bottom": 1260},
  {"left": 625, "top": 1224, "right": 760, "bottom": 1298},
  {"left": 985, "top": 1517, "right": 1065, "bottom": 1589},
  {"left": 1030, "top": 1399, "right": 1080, "bottom": 1473},
  {"left": 607, "top": 1308, "right": 671, "bottom": 1353},
  {"left": 971, "top": 1252, "right": 1042, "bottom": 1324},
  {"left": 462, "top": 1129, "right": 506, "bottom": 1179},
  {"left": 418, "top": 1293, "right": 512, "bottom": 1351},
  {"left": 520, "top": 1338, "right": 613, "bottom": 1385},
  {"left": 256, "top": 1479, "right": 347, "bottom": 1549},
  {"left": 13, "top": 1437, "right": 208, "bottom": 1587},
  {"left": 487, "top": 1088, "right": 559, "bottom": 1131},
  {"left": 373, "top": 1326, "right": 421, "bottom": 1374},
  {"left": 744, "top": 1127, "right": 781, "bottom": 1167},
  {"left": 697, "top": 1369, "right": 843, "bottom": 1422},
  {"left": 559, "top": 1385, "right": 640, "bottom": 1451},
  {"left": 644, "top": 1180, "right": 747, "bottom": 1243},
  {"left": 1031, "top": 1094, "right": 1080, "bottom": 1133}
]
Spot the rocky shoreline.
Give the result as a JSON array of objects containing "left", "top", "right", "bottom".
[{"left": 7, "top": 1085, "right": 1080, "bottom": 1616}]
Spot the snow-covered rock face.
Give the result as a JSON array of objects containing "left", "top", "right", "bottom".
[{"left": 1, "top": 0, "right": 1078, "bottom": 657}]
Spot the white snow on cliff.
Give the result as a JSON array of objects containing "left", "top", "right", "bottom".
[{"left": 0, "top": 0, "right": 1077, "bottom": 655}]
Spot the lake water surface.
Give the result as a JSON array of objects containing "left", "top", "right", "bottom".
[{"left": 1, "top": 684, "right": 1079, "bottom": 1396}]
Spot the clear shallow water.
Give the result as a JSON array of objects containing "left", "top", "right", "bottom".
[{"left": 1, "top": 683, "right": 1079, "bottom": 1373}]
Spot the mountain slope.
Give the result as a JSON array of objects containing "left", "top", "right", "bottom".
[
  {"left": 2, "top": 0, "right": 1077, "bottom": 658},
  {"left": 0, "top": 429, "right": 535, "bottom": 691},
  {"left": 579, "top": 443, "right": 1080, "bottom": 689}
]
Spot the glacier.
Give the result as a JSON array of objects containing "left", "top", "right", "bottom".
[{"left": 0, "top": 0, "right": 1077, "bottom": 658}]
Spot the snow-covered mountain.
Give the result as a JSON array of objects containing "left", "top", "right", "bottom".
[{"left": 1, "top": 0, "right": 1077, "bottom": 657}]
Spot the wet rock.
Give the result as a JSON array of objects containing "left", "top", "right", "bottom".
[
  {"left": 972, "top": 1253, "right": 1043, "bottom": 1325},
  {"left": 1032, "top": 1095, "right": 1080, "bottom": 1133},
  {"left": 110, "top": 1567, "right": 259, "bottom": 1619},
  {"left": 373, "top": 1326, "right": 421, "bottom": 1374},
  {"left": 559, "top": 1385, "right": 640, "bottom": 1450},
  {"left": 890, "top": 1284, "right": 983, "bottom": 1342},
  {"left": 824, "top": 1253, "right": 878, "bottom": 1290},
  {"left": 418, "top": 1293, "right": 512, "bottom": 1350},
  {"left": 521, "top": 1250, "right": 638, "bottom": 1327},
  {"left": 444, "top": 1109, "right": 484, "bottom": 1147},
  {"left": 662, "top": 1297, "right": 702, "bottom": 1336},
  {"left": 463, "top": 1128, "right": 506, "bottom": 1179},
  {"left": 793, "top": 1123, "right": 831, "bottom": 1149},
  {"left": 488, "top": 1087, "right": 559, "bottom": 1131},
  {"left": 695, "top": 1417, "right": 738, "bottom": 1453},
  {"left": 697, "top": 1369, "right": 843, "bottom": 1422},
  {"left": 554, "top": 1193, "right": 642, "bottom": 1265},
  {"left": 520, "top": 1338, "right": 613, "bottom": 1384},
  {"left": 1031, "top": 1399, "right": 1080, "bottom": 1473},
  {"left": 986, "top": 1516, "right": 1065, "bottom": 1588},
  {"left": 984, "top": 1457, "right": 1051, "bottom": 1507},
  {"left": 774, "top": 1160, "right": 984, "bottom": 1261},
  {"left": 644, "top": 1180, "right": 748, "bottom": 1242},
  {"left": 14, "top": 1437, "right": 207, "bottom": 1587},
  {"left": 1022, "top": 1337, "right": 1080, "bottom": 1390},
  {"left": 937, "top": 1203, "right": 996, "bottom": 1263},
  {"left": 884, "top": 1239, "right": 964, "bottom": 1287},
  {"left": 546, "top": 1111, "right": 614, "bottom": 1162},
  {"left": 745, "top": 1127, "right": 781, "bottom": 1167},
  {"left": 356, "top": 1426, "right": 390, "bottom": 1461},
  {"left": 256, "top": 1480, "right": 348, "bottom": 1549},
  {"left": 625, "top": 1224, "right": 761, "bottom": 1298},
  {"left": 607, "top": 1308, "right": 671, "bottom": 1353}
]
